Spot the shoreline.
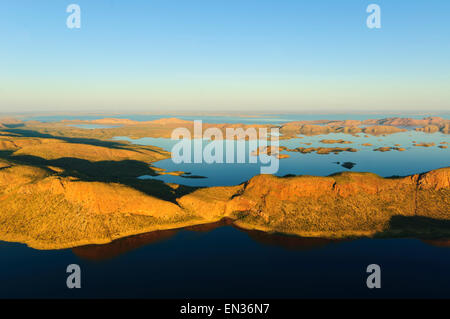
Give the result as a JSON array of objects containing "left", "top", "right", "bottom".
[
  {"left": 0, "top": 218, "right": 220, "bottom": 251},
  {"left": 3, "top": 214, "right": 450, "bottom": 251},
  {"left": 0, "top": 166, "right": 448, "bottom": 250},
  {"left": 0, "top": 119, "right": 448, "bottom": 251}
]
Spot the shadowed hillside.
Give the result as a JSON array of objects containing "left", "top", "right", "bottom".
[
  {"left": 0, "top": 133, "right": 448, "bottom": 250},
  {"left": 178, "top": 168, "right": 450, "bottom": 239}
]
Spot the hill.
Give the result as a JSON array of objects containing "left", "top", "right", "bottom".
[{"left": 0, "top": 134, "right": 448, "bottom": 249}]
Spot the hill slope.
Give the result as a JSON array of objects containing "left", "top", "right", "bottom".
[{"left": 0, "top": 135, "right": 448, "bottom": 249}]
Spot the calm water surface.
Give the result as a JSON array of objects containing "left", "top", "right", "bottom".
[
  {"left": 115, "top": 130, "right": 449, "bottom": 187},
  {"left": 1, "top": 224, "right": 449, "bottom": 298},
  {"left": 2, "top": 114, "right": 449, "bottom": 298}
]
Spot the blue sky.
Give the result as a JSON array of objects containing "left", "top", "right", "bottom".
[{"left": 0, "top": 0, "right": 449, "bottom": 113}]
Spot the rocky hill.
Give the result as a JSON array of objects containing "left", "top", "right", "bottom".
[
  {"left": 178, "top": 169, "right": 450, "bottom": 238},
  {"left": 0, "top": 132, "right": 448, "bottom": 250},
  {"left": 0, "top": 157, "right": 447, "bottom": 249}
]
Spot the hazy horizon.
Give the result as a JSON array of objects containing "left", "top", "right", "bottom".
[{"left": 2, "top": 110, "right": 450, "bottom": 117}]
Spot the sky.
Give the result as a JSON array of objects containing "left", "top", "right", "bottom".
[{"left": 0, "top": 0, "right": 449, "bottom": 113}]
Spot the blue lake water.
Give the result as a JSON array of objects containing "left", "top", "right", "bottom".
[
  {"left": 1, "top": 115, "right": 449, "bottom": 299},
  {"left": 1, "top": 224, "right": 449, "bottom": 299},
  {"left": 115, "top": 130, "right": 449, "bottom": 187}
]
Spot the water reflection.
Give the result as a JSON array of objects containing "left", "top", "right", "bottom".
[
  {"left": 422, "top": 239, "right": 450, "bottom": 248},
  {"left": 116, "top": 131, "right": 450, "bottom": 187},
  {"left": 239, "top": 229, "right": 340, "bottom": 251},
  {"left": 72, "top": 219, "right": 343, "bottom": 261},
  {"left": 72, "top": 229, "right": 179, "bottom": 261}
]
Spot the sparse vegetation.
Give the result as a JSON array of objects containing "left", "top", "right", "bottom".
[{"left": 0, "top": 122, "right": 449, "bottom": 250}]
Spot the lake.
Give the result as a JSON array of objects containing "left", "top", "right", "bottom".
[
  {"left": 115, "top": 130, "right": 449, "bottom": 187},
  {"left": 1, "top": 114, "right": 449, "bottom": 298},
  {"left": 0, "top": 222, "right": 449, "bottom": 298}
]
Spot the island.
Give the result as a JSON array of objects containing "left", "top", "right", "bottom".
[{"left": 0, "top": 116, "right": 449, "bottom": 250}]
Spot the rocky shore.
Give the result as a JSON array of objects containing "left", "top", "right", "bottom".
[{"left": 0, "top": 118, "right": 448, "bottom": 250}]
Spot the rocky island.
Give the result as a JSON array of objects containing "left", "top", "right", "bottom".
[{"left": 0, "top": 117, "right": 449, "bottom": 250}]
